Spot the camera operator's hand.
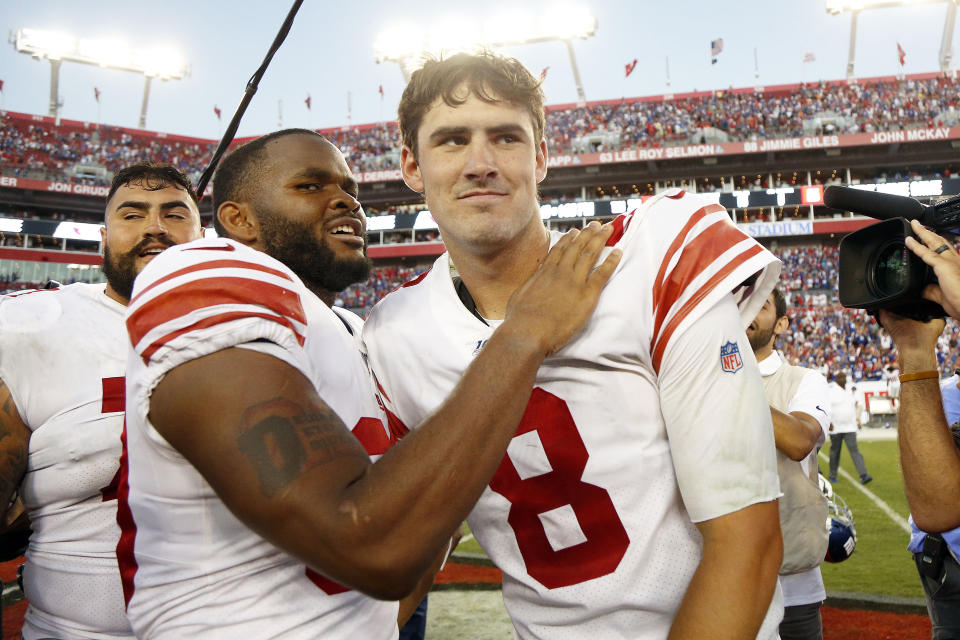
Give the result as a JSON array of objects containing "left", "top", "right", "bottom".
[
  {"left": 906, "top": 219, "right": 960, "bottom": 319},
  {"left": 877, "top": 309, "right": 945, "bottom": 372}
]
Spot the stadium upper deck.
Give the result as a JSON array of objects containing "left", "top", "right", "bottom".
[{"left": 2, "top": 71, "right": 956, "bottom": 194}]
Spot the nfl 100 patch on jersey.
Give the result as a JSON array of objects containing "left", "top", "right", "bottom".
[{"left": 720, "top": 341, "right": 743, "bottom": 373}]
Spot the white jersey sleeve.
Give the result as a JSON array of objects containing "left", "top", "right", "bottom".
[
  {"left": 621, "top": 190, "right": 781, "bottom": 374},
  {"left": 787, "top": 370, "right": 831, "bottom": 446},
  {"left": 659, "top": 293, "right": 780, "bottom": 523},
  {"left": 125, "top": 238, "right": 313, "bottom": 391}
]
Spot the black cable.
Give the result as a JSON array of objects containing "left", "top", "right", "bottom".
[{"left": 195, "top": 0, "right": 305, "bottom": 202}]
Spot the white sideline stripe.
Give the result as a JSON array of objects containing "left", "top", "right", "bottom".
[
  {"left": 817, "top": 451, "right": 911, "bottom": 535},
  {"left": 459, "top": 533, "right": 475, "bottom": 545}
]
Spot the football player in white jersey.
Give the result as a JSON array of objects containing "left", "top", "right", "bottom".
[
  {"left": 0, "top": 163, "right": 203, "bottom": 639},
  {"left": 362, "top": 52, "right": 786, "bottom": 639},
  {"left": 119, "top": 129, "right": 621, "bottom": 639}
]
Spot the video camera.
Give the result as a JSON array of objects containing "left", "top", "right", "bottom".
[{"left": 826, "top": 186, "right": 960, "bottom": 321}]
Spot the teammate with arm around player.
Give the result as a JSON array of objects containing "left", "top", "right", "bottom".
[{"left": 117, "top": 129, "right": 621, "bottom": 638}]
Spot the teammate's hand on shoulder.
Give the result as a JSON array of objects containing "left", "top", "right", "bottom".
[{"left": 504, "top": 221, "right": 622, "bottom": 357}]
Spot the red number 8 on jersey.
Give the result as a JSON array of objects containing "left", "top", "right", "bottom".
[{"left": 489, "top": 388, "right": 630, "bottom": 590}]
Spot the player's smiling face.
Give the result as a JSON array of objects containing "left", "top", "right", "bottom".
[
  {"left": 253, "top": 134, "right": 371, "bottom": 295},
  {"left": 401, "top": 87, "right": 548, "bottom": 257},
  {"left": 101, "top": 182, "right": 203, "bottom": 302}
]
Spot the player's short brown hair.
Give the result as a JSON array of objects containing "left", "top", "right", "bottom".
[
  {"left": 398, "top": 51, "right": 545, "bottom": 159},
  {"left": 107, "top": 163, "right": 198, "bottom": 212},
  {"left": 772, "top": 286, "right": 787, "bottom": 320}
]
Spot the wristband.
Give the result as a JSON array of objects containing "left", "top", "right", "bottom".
[{"left": 899, "top": 370, "right": 940, "bottom": 383}]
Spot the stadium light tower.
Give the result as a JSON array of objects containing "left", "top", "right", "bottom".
[
  {"left": 826, "top": 0, "right": 959, "bottom": 79},
  {"left": 9, "top": 28, "right": 189, "bottom": 128},
  {"left": 374, "top": 7, "right": 597, "bottom": 104}
]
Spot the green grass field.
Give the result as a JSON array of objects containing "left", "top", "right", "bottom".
[
  {"left": 453, "top": 436, "right": 925, "bottom": 599},
  {"left": 819, "top": 437, "right": 923, "bottom": 598}
]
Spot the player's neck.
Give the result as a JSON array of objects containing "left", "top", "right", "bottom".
[
  {"left": 104, "top": 283, "right": 130, "bottom": 307},
  {"left": 304, "top": 282, "right": 336, "bottom": 308},
  {"left": 448, "top": 226, "right": 550, "bottom": 321},
  {"left": 753, "top": 343, "right": 775, "bottom": 364}
]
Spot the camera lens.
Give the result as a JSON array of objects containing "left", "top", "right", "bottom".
[{"left": 869, "top": 242, "right": 909, "bottom": 297}]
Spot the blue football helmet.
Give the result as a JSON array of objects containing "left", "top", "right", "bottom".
[{"left": 819, "top": 474, "right": 857, "bottom": 562}]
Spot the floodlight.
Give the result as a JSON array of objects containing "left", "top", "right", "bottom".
[
  {"left": 827, "top": 0, "right": 941, "bottom": 12},
  {"left": 827, "top": 0, "right": 957, "bottom": 77},
  {"left": 11, "top": 27, "right": 189, "bottom": 127},
  {"left": 374, "top": 6, "right": 597, "bottom": 100}
]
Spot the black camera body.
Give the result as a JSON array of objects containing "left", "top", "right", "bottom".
[
  {"left": 838, "top": 218, "right": 943, "bottom": 321},
  {"left": 826, "top": 186, "right": 960, "bottom": 321}
]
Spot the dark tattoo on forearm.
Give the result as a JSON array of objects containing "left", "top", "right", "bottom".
[{"left": 237, "top": 398, "right": 368, "bottom": 498}]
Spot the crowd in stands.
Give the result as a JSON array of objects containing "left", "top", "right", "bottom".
[
  {"left": 1, "top": 75, "right": 957, "bottom": 182},
  {"left": 0, "top": 113, "right": 214, "bottom": 185}
]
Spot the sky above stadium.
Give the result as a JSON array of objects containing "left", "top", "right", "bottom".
[{"left": 0, "top": 0, "right": 954, "bottom": 140}]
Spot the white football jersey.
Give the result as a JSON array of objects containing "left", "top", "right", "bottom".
[
  {"left": 121, "top": 239, "right": 398, "bottom": 639},
  {"left": 363, "top": 191, "right": 784, "bottom": 639},
  {"left": 0, "top": 283, "right": 134, "bottom": 639}
]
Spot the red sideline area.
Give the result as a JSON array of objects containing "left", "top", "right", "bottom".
[{"left": 0, "top": 558, "right": 935, "bottom": 637}]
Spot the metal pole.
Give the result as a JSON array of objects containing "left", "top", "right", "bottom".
[
  {"left": 48, "top": 59, "right": 61, "bottom": 117},
  {"left": 139, "top": 75, "right": 152, "bottom": 129},
  {"left": 565, "top": 40, "right": 587, "bottom": 105},
  {"left": 846, "top": 10, "right": 859, "bottom": 80},
  {"left": 941, "top": 0, "right": 958, "bottom": 76}
]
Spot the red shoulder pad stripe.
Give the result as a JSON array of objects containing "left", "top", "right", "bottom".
[
  {"left": 138, "top": 310, "right": 306, "bottom": 365},
  {"left": 132, "top": 259, "right": 294, "bottom": 304},
  {"left": 127, "top": 277, "right": 306, "bottom": 351},
  {"left": 605, "top": 211, "right": 635, "bottom": 247},
  {"left": 652, "top": 203, "right": 727, "bottom": 309},
  {"left": 652, "top": 221, "right": 750, "bottom": 343},
  {"left": 651, "top": 244, "right": 764, "bottom": 373},
  {"left": 666, "top": 190, "right": 686, "bottom": 199}
]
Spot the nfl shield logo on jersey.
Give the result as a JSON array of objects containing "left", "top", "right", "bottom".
[{"left": 720, "top": 341, "right": 743, "bottom": 373}]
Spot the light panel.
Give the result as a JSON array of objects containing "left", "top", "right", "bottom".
[
  {"left": 13, "top": 28, "right": 188, "bottom": 79},
  {"left": 374, "top": 6, "right": 596, "bottom": 61},
  {"left": 826, "top": 0, "right": 943, "bottom": 14}
]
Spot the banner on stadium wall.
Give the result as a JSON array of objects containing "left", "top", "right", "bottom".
[
  {"left": 545, "top": 126, "right": 960, "bottom": 169},
  {"left": 0, "top": 175, "right": 214, "bottom": 198},
  {"left": 737, "top": 220, "right": 814, "bottom": 237}
]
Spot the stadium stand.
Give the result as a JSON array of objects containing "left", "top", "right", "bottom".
[{"left": 2, "top": 73, "right": 957, "bottom": 186}]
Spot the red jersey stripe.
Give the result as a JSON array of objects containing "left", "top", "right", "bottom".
[
  {"left": 400, "top": 270, "right": 430, "bottom": 289},
  {"left": 666, "top": 190, "right": 686, "bottom": 200},
  {"left": 131, "top": 259, "right": 294, "bottom": 305},
  {"left": 384, "top": 407, "right": 410, "bottom": 441},
  {"left": 139, "top": 310, "right": 306, "bottom": 365},
  {"left": 127, "top": 277, "right": 306, "bottom": 350},
  {"left": 651, "top": 244, "right": 765, "bottom": 373},
  {"left": 605, "top": 212, "right": 635, "bottom": 247},
  {"left": 351, "top": 417, "right": 393, "bottom": 456},
  {"left": 115, "top": 421, "right": 139, "bottom": 608},
  {"left": 652, "top": 204, "right": 727, "bottom": 310},
  {"left": 652, "top": 221, "right": 751, "bottom": 343}
]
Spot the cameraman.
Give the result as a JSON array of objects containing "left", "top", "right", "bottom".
[{"left": 877, "top": 218, "right": 960, "bottom": 533}]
